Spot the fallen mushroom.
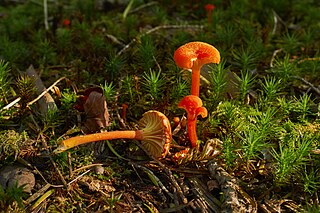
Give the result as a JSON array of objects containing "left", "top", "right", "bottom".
[
  {"left": 178, "top": 95, "right": 208, "bottom": 147},
  {"left": 53, "top": 110, "right": 172, "bottom": 159},
  {"left": 174, "top": 41, "right": 220, "bottom": 96}
]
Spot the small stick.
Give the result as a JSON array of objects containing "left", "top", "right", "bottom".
[
  {"left": 27, "top": 76, "right": 66, "bottom": 107},
  {"left": 105, "top": 34, "right": 126, "bottom": 47},
  {"left": 25, "top": 183, "right": 51, "bottom": 205},
  {"left": 297, "top": 57, "right": 320, "bottom": 64},
  {"left": 68, "top": 152, "right": 73, "bottom": 178},
  {"left": 73, "top": 163, "right": 107, "bottom": 173},
  {"left": 154, "top": 158, "right": 187, "bottom": 204},
  {"left": 0, "top": 97, "right": 21, "bottom": 112},
  {"left": 293, "top": 76, "right": 320, "bottom": 96},
  {"left": 270, "top": 49, "right": 282, "bottom": 67},
  {"left": 30, "top": 189, "right": 55, "bottom": 211},
  {"left": 132, "top": 162, "right": 173, "bottom": 199},
  {"left": 50, "top": 157, "right": 67, "bottom": 187},
  {"left": 67, "top": 170, "right": 90, "bottom": 186},
  {"left": 117, "top": 25, "right": 203, "bottom": 57}
]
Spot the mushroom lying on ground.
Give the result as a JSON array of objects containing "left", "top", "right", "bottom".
[
  {"left": 53, "top": 110, "right": 172, "bottom": 159},
  {"left": 178, "top": 95, "right": 208, "bottom": 147},
  {"left": 174, "top": 41, "right": 220, "bottom": 96}
]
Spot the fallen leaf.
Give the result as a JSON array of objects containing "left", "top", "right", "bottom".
[{"left": 76, "top": 87, "right": 110, "bottom": 133}]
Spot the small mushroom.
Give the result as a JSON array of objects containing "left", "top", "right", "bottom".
[
  {"left": 54, "top": 110, "right": 172, "bottom": 159},
  {"left": 174, "top": 41, "right": 220, "bottom": 96},
  {"left": 204, "top": 4, "right": 215, "bottom": 23},
  {"left": 178, "top": 95, "right": 208, "bottom": 147}
]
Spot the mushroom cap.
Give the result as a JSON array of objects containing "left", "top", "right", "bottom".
[
  {"left": 178, "top": 95, "right": 208, "bottom": 120},
  {"left": 173, "top": 41, "right": 220, "bottom": 69},
  {"left": 205, "top": 4, "right": 215, "bottom": 11},
  {"left": 138, "top": 110, "right": 172, "bottom": 158}
]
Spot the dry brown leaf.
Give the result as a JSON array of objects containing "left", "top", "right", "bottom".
[{"left": 76, "top": 88, "right": 110, "bottom": 133}]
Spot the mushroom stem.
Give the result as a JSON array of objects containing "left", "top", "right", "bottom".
[
  {"left": 54, "top": 130, "right": 143, "bottom": 154},
  {"left": 191, "top": 66, "right": 201, "bottom": 96},
  {"left": 178, "top": 95, "right": 208, "bottom": 148},
  {"left": 187, "top": 119, "right": 198, "bottom": 147},
  {"left": 207, "top": 11, "right": 212, "bottom": 23},
  {"left": 53, "top": 110, "right": 172, "bottom": 159}
]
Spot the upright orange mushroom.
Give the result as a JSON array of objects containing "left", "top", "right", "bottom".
[
  {"left": 53, "top": 110, "right": 172, "bottom": 159},
  {"left": 178, "top": 95, "right": 208, "bottom": 147},
  {"left": 205, "top": 4, "right": 215, "bottom": 23},
  {"left": 174, "top": 41, "right": 220, "bottom": 96}
]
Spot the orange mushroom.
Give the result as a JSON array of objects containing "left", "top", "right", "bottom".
[
  {"left": 178, "top": 95, "right": 208, "bottom": 147},
  {"left": 174, "top": 41, "right": 220, "bottom": 96},
  {"left": 53, "top": 110, "right": 172, "bottom": 159},
  {"left": 121, "top": 103, "right": 128, "bottom": 122},
  {"left": 204, "top": 4, "right": 215, "bottom": 23}
]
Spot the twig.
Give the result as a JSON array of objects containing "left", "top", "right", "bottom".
[
  {"left": 271, "top": 10, "right": 278, "bottom": 35},
  {"left": 18, "top": 157, "right": 64, "bottom": 188},
  {"left": 50, "top": 156, "right": 68, "bottom": 187},
  {"left": 153, "top": 55, "right": 161, "bottom": 71},
  {"left": 271, "top": 9, "right": 286, "bottom": 35},
  {"left": 67, "top": 169, "right": 90, "bottom": 186},
  {"left": 30, "top": 189, "right": 55, "bottom": 211},
  {"left": 132, "top": 162, "right": 173, "bottom": 199},
  {"left": 27, "top": 76, "right": 66, "bottom": 107},
  {"left": 105, "top": 33, "right": 126, "bottom": 47},
  {"left": 187, "top": 177, "right": 221, "bottom": 212},
  {"left": 134, "top": 141, "right": 187, "bottom": 205},
  {"left": 297, "top": 57, "right": 320, "bottom": 64},
  {"left": 270, "top": 49, "right": 282, "bottom": 67},
  {"left": 154, "top": 158, "right": 188, "bottom": 205},
  {"left": 117, "top": 25, "right": 203, "bottom": 57},
  {"left": 26, "top": 65, "right": 57, "bottom": 115},
  {"left": 0, "top": 97, "right": 21, "bottom": 112},
  {"left": 68, "top": 152, "right": 73, "bottom": 178},
  {"left": 25, "top": 183, "right": 51, "bottom": 205},
  {"left": 73, "top": 163, "right": 107, "bottom": 173},
  {"left": 293, "top": 76, "right": 320, "bottom": 96}
]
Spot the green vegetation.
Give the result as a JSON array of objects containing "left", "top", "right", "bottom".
[{"left": 0, "top": 0, "right": 319, "bottom": 211}]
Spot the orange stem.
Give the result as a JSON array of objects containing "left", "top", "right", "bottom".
[
  {"left": 61, "top": 130, "right": 143, "bottom": 150},
  {"left": 187, "top": 119, "right": 198, "bottom": 147},
  {"left": 191, "top": 68, "right": 200, "bottom": 96},
  {"left": 207, "top": 12, "right": 212, "bottom": 23}
]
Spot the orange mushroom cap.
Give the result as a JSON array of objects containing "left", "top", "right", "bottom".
[
  {"left": 138, "top": 110, "right": 172, "bottom": 158},
  {"left": 173, "top": 41, "right": 220, "bottom": 70},
  {"left": 178, "top": 95, "right": 208, "bottom": 120},
  {"left": 205, "top": 4, "right": 215, "bottom": 11}
]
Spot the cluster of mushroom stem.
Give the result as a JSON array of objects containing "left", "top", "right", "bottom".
[
  {"left": 174, "top": 41, "right": 220, "bottom": 147},
  {"left": 53, "top": 41, "right": 220, "bottom": 159}
]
